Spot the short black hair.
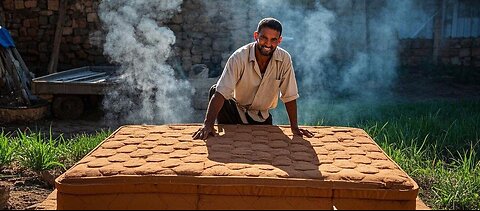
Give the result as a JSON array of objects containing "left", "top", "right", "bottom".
[{"left": 257, "top": 17, "right": 282, "bottom": 36}]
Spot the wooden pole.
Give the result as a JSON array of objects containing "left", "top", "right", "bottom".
[
  {"left": 433, "top": 0, "right": 447, "bottom": 65},
  {"left": 12, "top": 48, "right": 34, "bottom": 82},
  {"left": 48, "top": 0, "right": 67, "bottom": 74},
  {"left": 0, "top": 48, "right": 29, "bottom": 105},
  {"left": 0, "top": 51, "right": 14, "bottom": 93}
]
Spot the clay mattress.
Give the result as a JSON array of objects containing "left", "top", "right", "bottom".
[{"left": 55, "top": 125, "right": 419, "bottom": 210}]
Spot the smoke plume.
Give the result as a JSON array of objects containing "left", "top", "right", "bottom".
[
  {"left": 226, "top": 0, "right": 431, "bottom": 124},
  {"left": 98, "top": 0, "right": 194, "bottom": 124}
]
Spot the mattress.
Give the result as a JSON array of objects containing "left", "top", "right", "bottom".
[{"left": 55, "top": 125, "right": 419, "bottom": 210}]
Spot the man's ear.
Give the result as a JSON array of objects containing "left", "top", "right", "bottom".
[
  {"left": 278, "top": 36, "right": 283, "bottom": 45},
  {"left": 253, "top": 31, "right": 259, "bottom": 40}
]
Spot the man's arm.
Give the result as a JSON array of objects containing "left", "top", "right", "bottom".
[
  {"left": 285, "top": 99, "right": 314, "bottom": 137},
  {"left": 192, "top": 92, "right": 225, "bottom": 140}
]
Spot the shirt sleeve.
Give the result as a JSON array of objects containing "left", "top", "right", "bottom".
[
  {"left": 216, "top": 54, "right": 240, "bottom": 100},
  {"left": 279, "top": 54, "right": 300, "bottom": 103}
]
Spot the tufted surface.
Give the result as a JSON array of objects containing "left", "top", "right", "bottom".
[{"left": 55, "top": 124, "right": 419, "bottom": 210}]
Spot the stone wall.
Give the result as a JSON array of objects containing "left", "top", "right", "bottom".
[
  {"left": 1, "top": 0, "right": 105, "bottom": 76},
  {"left": 400, "top": 38, "right": 480, "bottom": 67},
  {"left": 1, "top": 0, "right": 479, "bottom": 78}
]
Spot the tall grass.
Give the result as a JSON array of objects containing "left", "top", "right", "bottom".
[
  {"left": 58, "top": 130, "right": 110, "bottom": 168},
  {"left": 2, "top": 129, "right": 111, "bottom": 174},
  {"left": 15, "top": 129, "right": 65, "bottom": 172},
  {"left": 274, "top": 99, "right": 480, "bottom": 210},
  {"left": 0, "top": 131, "right": 16, "bottom": 171}
]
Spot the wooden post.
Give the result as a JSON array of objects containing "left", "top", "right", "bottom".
[
  {"left": 364, "top": 0, "right": 371, "bottom": 71},
  {"left": 0, "top": 48, "right": 30, "bottom": 105},
  {"left": 48, "top": 0, "right": 67, "bottom": 74},
  {"left": 433, "top": 0, "right": 447, "bottom": 65}
]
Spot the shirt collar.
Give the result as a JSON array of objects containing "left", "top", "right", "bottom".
[{"left": 249, "top": 42, "right": 283, "bottom": 63}]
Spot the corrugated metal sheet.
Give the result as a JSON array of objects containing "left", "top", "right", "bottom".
[
  {"left": 443, "top": 0, "right": 480, "bottom": 38},
  {"left": 400, "top": 0, "right": 480, "bottom": 39}
]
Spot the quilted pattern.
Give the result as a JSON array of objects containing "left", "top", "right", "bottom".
[{"left": 62, "top": 124, "right": 414, "bottom": 189}]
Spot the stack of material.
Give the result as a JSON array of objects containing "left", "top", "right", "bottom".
[{"left": 0, "top": 26, "right": 36, "bottom": 106}]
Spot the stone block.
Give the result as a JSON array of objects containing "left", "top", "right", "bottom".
[
  {"left": 62, "top": 27, "right": 73, "bottom": 35},
  {"left": 39, "top": 16, "right": 48, "bottom": 25},
  {"left": 451, "top": 57, "right": 461, "bottom": 65},
  {"left": 25, "top": 0, "right": 37, "bottom": 8},
  {"left": 474, "top": 38, "right": 480, "bottom": 47},
  {"left": 192, "top": 55, "right": 202, "bottom": 64},
  {"left": 459, "top": 49, "right": 471, "bottom": 58},
  {"left": 14, "top": 0, "right": 24, "bottom": 9},
  {"left": 472, "top": 48, "right": 480, "bottom": 57},
  {"left": 76, "top": 50, "right": 88, "bottom": 59},
  {"left": 460, "top": 38, "right": 473, "bottom": 47},
  {"left": 48, "top": 0, "right": 59, "bottom": 10},
  {"left": 39, "top": 10, "right": 53, "bottom": 16},
  {"left": 3, "top": 0, "right": 15, "bottom": 10},
  {"left": 72, "top": 36, "right": 82, "bottom": 44},
  {"left": 474, "top": 61, "right": 480, "bottom": 67},
  {"left": 87, "top": 13, "right": 97, "bottom": 22}
]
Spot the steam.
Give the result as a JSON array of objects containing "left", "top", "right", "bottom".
[
  {"left": 98, "top": 0, "right": 194, "bottom": 124},
  {"left": 218, "top": 0, "right": 430, "bottom": 124}
]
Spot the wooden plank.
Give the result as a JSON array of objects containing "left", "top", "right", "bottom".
[
  {"left": 47, "top": 0, "right": 67, "bottom": 74},
  {"left": 0, "top": 53, "right": 14, "bottom": 93},
  {"left": 433, "top": 0, "right": 446, "bottom": 65},
  {"left": 5, "top": 49, "right": 32, "bottom": 105},
  {"left": 0, "top": 48, "right": 29, "bottom": 105},
  {"left": 12, "top": 48, "right": 33, "bottom": 82}
]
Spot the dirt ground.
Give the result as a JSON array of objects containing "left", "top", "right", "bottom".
[{"left": 0, "top": 68, "right": 479, "bottom": 210}]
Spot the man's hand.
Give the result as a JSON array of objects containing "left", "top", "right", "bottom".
[
  {"left": 192, "top": 124, "right": 216, "bottom": 140},
  {"left": 291, "top": 127, "right": 314, "bottom": 138}
]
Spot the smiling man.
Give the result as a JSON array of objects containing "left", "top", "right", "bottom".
[{"left": 193, "top": 17, "right": 313, "bottom": 140}]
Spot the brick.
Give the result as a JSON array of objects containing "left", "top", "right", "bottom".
[
  {"left": 459, "top": 49, "right": 471, "bottom": 57},
  {"left": 451, "top": 57, "right": 461, "bottom": 65},
  {"left": 460, "top": 38, "right": 473, "bottom": 47},
  {"left": 62, "top": 27, "right": 73, "bottom": 35},
  {"left": 73, "top": 19, "right": 87, "bottom": 28},
  {"left": 3, "top": 0, "right": 15, "bottom": 10},
  {"left": 87, "top": 13, "right": 97, "bottom": 22},
  {"left": 472, "top": 48, "right": 480, "bottom": 57},
  {"left": 39, "top": 10, "right": 53, "bottom": 16},
  {"left": 14, "top": 0, "right": 24, "bottom": 9},
  {"left": 72, "top": 36, "right": 82, "bottom": 44},
  {"left": 24, "top": 0, "right": 37, "bottom": 8},
  {"left": 48, "top": 0, "right": 59, "bottom": 11}
]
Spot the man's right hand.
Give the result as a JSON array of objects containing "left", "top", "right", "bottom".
[{"left": 192, "top": 124, "right": 216, "bottom": 140}]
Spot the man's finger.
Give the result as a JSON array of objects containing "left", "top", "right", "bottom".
[
  {"left": 306, "top": 130, "right": 314, "bottom": 138},
  {"left": 193, "top": 131, "right": 200, "bottom": 139}
]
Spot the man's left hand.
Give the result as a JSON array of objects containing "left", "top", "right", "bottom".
[{"left": 291, "top": 127, "right": 314, "bottom": 138}]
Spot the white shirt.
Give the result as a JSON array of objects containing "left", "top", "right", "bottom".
[{"left": 216, "top": 43, "right": 299, "bottom": 123}]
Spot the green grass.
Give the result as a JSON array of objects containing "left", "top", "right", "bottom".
[
  {"left": 15, "top": 129, "right": 65, "bottom": 172},
  {"left": 58, "top": 130, "right": 110, "bottom": 168},
  {"left": 273, "top": 99, "right": 480, "bottom": 210},
  {"left": 0, "top": 129, "right": 111, "bottom": 173},
  {"left": 0, "top": 131, "right": 16, "bottom": 171}
]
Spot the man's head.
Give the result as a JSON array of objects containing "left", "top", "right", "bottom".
[{"left": 254, "top": 18, "right": 283, "bottom": 57}]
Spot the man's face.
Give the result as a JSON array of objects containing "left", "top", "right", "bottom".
[{"left": 254, "top": 27, "right": 282, "bottom": 57}]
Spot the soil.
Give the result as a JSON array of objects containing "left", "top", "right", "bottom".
[{"left": 0, "top": 67, "right": 479, "bottom": 210}]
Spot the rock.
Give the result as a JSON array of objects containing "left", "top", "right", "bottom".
[{"left": 0, "top": 182, "right": 11, "bottom": 210}]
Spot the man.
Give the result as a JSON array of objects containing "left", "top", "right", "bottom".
[{"left": 193, "top": 17, "right": 313, "bottom": 140}]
